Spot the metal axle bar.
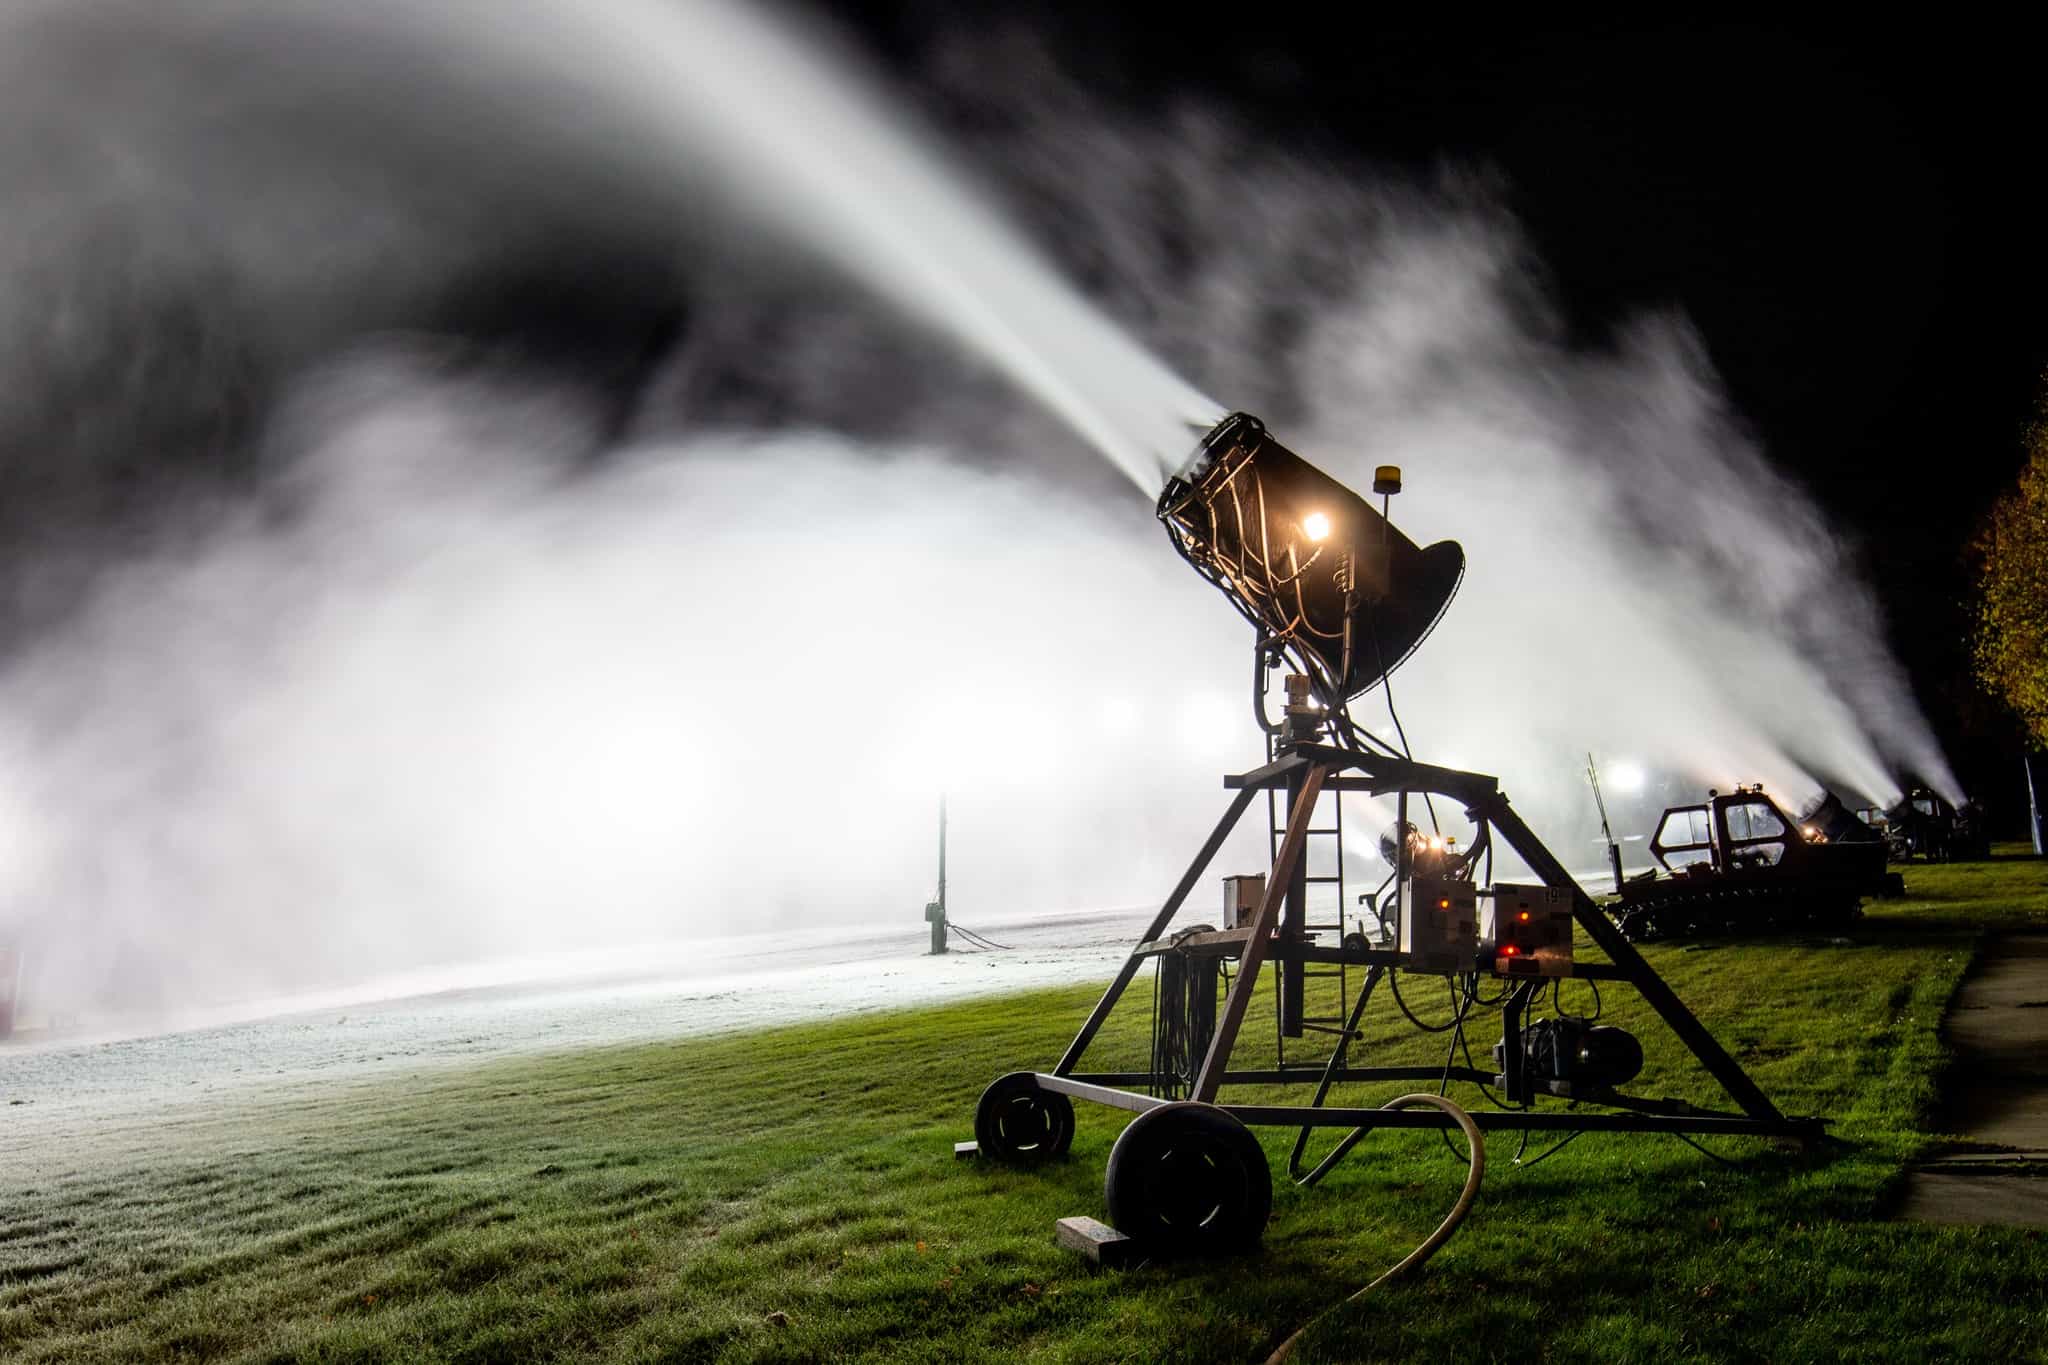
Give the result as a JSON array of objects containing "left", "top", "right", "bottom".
[{"left": 1026, "top": 1074, "right": 1821, "bottom": 1139}]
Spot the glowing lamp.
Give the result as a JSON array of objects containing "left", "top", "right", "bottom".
[{"left": 1158, "top": 413, "right": 1465, "bottom": 706}]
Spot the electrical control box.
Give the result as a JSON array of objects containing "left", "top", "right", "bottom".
[
  {"left": 1223, "top": 874, "right": 1267, "bottom": 930},
  {"left": 1398, "top": 874, "right": 1477, "bottom": 973},
  {"left": 1483, "top": 883, "right": 1574, "bottom": 976}
]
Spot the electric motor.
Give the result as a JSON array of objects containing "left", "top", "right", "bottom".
[{"left": 1510, "top": 1016, "right": 1644, "bottom": 1090}]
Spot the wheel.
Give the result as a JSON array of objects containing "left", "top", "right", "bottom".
[
  {"left": 1104, "top": 1101, "right": 1271, "bottom": 1254},
  {"left": 974, "top": 1072, "right": 1074, "bottom": 1165}
]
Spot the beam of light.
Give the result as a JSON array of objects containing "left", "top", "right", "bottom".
[{"left": 1606, "top": 760, "right": 1647, "bottom": 795}]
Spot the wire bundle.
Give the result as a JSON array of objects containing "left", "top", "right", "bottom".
[{"left": 1149, "top": 939, "right": 1219, "bottom": 1099}]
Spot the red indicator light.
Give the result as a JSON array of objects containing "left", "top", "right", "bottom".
[
  {"left": 1518, "top": 911, "right": 1530, "bottom": 922},
  {"left": 1502, "top": 945, "right": 1518, "bottom": 956},
  {"left": 1439, "top": 898, "right": 1450, "bottom": 909}
]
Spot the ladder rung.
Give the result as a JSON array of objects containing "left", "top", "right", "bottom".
[{"left": 1304, "top": 875, "right": 1343, "bottom": 884}]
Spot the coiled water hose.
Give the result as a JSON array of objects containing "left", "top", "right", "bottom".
[{"left": 1264, "top": 1093, "right": 1485, "bottom": 1365}]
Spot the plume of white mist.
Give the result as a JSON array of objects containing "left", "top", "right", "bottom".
[
  {"left": 625, "top": 0, "right": 1225, "bottom": 488},
  {"left": 0, "top": 349, "right": 1263, "bottom": 1023},
  {"left": 325, "top": 0, "right": 1223, "bottom": 493},
  {"left": 1280, "top": 218, "right": 1927, "bottom": 811},
  {"left": 912, "top": 71, "right": 1959, "bottom": 809}
]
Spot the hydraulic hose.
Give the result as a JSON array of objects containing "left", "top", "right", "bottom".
[{"left": 1264, "top": 1093, "right": 1485, "bottom": 1364}]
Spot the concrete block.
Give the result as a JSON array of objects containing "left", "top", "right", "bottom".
[{"left": 1055, "top": 1215, "right": 1138, "bottom": 1267}]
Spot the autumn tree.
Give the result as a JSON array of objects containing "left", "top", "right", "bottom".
[{"left": 1972, "top": 411, "right": 2048, "bottom": 747}]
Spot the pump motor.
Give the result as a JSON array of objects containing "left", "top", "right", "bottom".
[{"left": 1503, "top": 1015, "right": 1644, "bottom": 1092}]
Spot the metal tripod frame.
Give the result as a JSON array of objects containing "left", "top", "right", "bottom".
[{"left": 1026, "top": 742, "right": 1826, "bottom": 1144}]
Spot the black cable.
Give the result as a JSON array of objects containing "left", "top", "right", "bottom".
[
  {"left": 1545, "top": 974, "right": 1602, "bottom": 1022},
  {"left": 1435, "top": 992, "right": 1477, "bottom": 1161},
  {"left": 1447, "top": 980, "right": 1520, "bottom": 1114},
  {"left": 1368, "top": 617, "right": 1440, "bottom": 833},
  {"left": 944, "top": 921, "right": 1011, "bottom": 951},
  {"left": 1153, "top": 953, "right": 1185, "bottom": 1100},
  {"left": 1387, "top": 968, "right": 1461, "bottom": 1033},
  {"left": 1155, "top": 957, "right": 1171, "bottom": 1105},
  {"left": 1514, "top": 1128, "right": 1587, "bottom": 1170},
  {"left": 1465, "top": 968, "right": 1509, "bottom": 1010},
  {"left": 1331, "top": 704, "right": 1403, "bottom": 760},
  {"left": 1672, "top": 1131, "right": 1738, "bottom": 1168},
  {"left": 1150, "top": 943, "right": 1220, "bottom": 1101}
]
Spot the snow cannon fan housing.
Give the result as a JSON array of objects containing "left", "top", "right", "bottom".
[{"left": 1158, "top": 413, "right": 1466, "bottom": 708}]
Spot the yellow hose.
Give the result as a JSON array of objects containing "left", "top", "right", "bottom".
[{"left": 1264, "top": 1093, "right": 1485, "bottom": 1364}]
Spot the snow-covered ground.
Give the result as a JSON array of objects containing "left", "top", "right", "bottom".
[{"left": 0, "top": 906, "right": 1151, "bottom": 1151}]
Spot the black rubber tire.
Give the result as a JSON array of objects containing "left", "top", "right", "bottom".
[
  {"left": 974, "top": 1072, "right": 1074, "bottom": 1165},
  {"left": 1104, "top": 1101, "right": 1271, "bottom": 1254}
]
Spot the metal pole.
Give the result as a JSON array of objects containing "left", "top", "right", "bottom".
[
  {"left": 2028, "top": 753, "right": 2046, "bottom": 857},
  {"left": 929, "top": 796, "right": 949, "bottom": 956},
  {"left": 1587, "top": 753, "right": 1625, "bottom": 895},
  {"left": 1281, "top": 766, "right": 1307, "bottom": 1037}
]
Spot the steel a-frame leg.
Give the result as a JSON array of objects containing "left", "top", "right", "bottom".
[
  {"left": 1193, "top": 764, "right": 1326, "bottom": 1101},
  {"left": 1054, "top": 786, "right": 1259, "bottom": 1077}
]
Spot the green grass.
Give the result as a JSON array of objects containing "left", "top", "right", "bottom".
[{"left": 4, "top": 852, "right": 2047, "bottom": 1362}]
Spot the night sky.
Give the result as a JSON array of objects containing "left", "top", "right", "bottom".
[{"left": 846, "top": 7, "right": 2048, "bottom": 806}]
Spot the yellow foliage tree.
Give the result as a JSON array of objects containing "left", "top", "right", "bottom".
[{"left": 1973, "top": 414, "right": 2048, "bottom": 748}]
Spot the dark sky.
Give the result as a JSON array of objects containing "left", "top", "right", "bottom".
[
  {"left": 848, "top": 11, "right": 2045, "bottom": 517},
  {"left": 843, "top": 7, "right": 2047, "bottom": 797}
]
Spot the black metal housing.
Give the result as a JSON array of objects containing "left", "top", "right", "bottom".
[
  {"left": 1157, "top": 413, "right": 1465, "bottom": 707},
  {"left": 1797, "top": 789, "right": 1883, "bottom": 845}
]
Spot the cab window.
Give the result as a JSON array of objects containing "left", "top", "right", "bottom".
[
  {"left": 1724, "top": 802, "right": 1784, "bottom": 841},
  {"left": 1722, "top": 799, "right": 1787, "bottom": 867},
  {"left": 1653, "top": 807, "right": 1714, "bottom": 870}
]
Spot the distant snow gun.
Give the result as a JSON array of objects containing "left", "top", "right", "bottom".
[{"left": 1605, "top": 784, "right": 1903, "bottom": 943}]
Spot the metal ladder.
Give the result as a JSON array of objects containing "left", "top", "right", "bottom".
[{"left": 1266, "top": 736, "right": 1355, "bottom": 1064}]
